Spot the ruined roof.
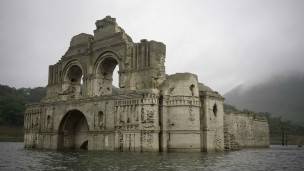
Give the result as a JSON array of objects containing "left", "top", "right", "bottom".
[
  {"left": 198, "top": 82, "right": 214, "bottom": 92},
  {"left": 70, "top": 33, "right": 93, "bottom": 47}
]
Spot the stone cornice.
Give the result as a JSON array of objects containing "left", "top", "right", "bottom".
[{"left": 200, "top": 91, "right": 224, "bottom": 101}]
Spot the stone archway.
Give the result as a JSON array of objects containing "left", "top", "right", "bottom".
[
  {"left": 62, "top": 64, "right": 84, "bottom": 98},
  {"left": 94, "top": 54, "right": 121, "bottom": 95},
  {"left": 58, "top": 110, "right": 89, "bottom": 150}
]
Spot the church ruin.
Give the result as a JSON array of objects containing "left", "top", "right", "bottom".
[{"left": 24, "top": 16, "right": 269, "bottom": 152}]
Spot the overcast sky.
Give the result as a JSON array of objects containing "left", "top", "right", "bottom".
[{"left": 0, "top": 0, "right": 304, "bottom": 94}]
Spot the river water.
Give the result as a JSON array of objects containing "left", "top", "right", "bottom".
[{"left": 0, "top": 142, "right": 303, "bottom": 171}]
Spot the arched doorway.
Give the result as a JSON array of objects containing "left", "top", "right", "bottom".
[{"left": 58, "top": 110, "right": 89, "bottom": 150}]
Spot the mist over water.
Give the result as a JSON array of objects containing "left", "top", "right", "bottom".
[{"left": 0, "top": 142, "right": 303, "bottom": 171}]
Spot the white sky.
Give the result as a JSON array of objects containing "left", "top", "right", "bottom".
[{"left": 1, "top": 0, "right": 304, "bottom": 94}]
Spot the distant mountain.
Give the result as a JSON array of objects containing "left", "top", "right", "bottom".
[{"left": 224, "top": 73, "right": 304, "bottom": 124}]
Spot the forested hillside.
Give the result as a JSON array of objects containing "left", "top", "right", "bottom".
[{"left": 0, "top": 84, "right": 46, "bottom": 126}]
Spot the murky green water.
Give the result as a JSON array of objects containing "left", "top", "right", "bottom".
[{"left": 0, "top": 142, "right": 303, "bottom": 171}]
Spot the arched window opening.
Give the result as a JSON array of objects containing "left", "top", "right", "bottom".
[
  {"left": 80, "top": 75, "right": 84, "bottom": 85},
  {"left": 189, "top": 84, "right": 195, "bottom": 96},
  {"left": 97, "top": 57, "right": 119, "bottom": 95},
  {"left": 213, "top": 103, "right": 218, "bottom": 117},
  {"left": 99, "top": 57, "right": 117, "bottom": 80},
  {"left": 64, "top": 65, "right": 84, "bottom": 97},
  {"left": 98, "top": 111, "right": 104, "bottom": 128},
  {"left": 67, "top": 65, "right": 83, "bottom": 84},
  {"left": 112, "top": 66, "right": 119, "bottom": 88},
  {"left": 46, "top": 115, "right": 51, "bottom": 128}
]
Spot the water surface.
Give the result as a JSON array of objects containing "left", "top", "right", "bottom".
[{"left": 0, "top": 142, "right": 303, "bottom": 171}]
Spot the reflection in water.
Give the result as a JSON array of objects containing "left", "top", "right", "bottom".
[{"left": 0, "top": 142, "right": 304, "bottom": 171}]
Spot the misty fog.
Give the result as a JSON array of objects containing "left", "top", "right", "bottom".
[{"left": 1, "top": 0, "right": 304, "bottom": 94}]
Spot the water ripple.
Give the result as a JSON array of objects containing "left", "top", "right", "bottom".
[{"left": 0, "top": 142, "right": 303, "bottom": 171}]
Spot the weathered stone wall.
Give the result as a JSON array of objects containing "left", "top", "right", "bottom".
[
  {"left": 224, "top": 112, "right": 269, "bottom": 149},
  {"left": 45, "top": 16, "right": 166, "bottom": 102},
  {"left": 159, "top": 73, "right": 201, "bottom": 152},
  {"left": 24, "top": 16, "right": 270, "bottom": 152},
  {"left": 24, "top": 91, "right": 161, "bottom": 152},
  {"left": 199, "top": 91, "right": 225, "bottom": 152}
]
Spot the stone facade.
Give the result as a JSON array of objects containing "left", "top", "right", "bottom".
[
  {"left": 24, "top": 16, "right": 269, "bottom": 152},
  {"left": 224, "top": 112, "right": 269, "bottom": 150}
]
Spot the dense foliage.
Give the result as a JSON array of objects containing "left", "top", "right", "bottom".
[{"left": 0, "top": 84, "right": 46, "bottom": 126}]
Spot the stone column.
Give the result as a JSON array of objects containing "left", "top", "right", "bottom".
[{"left": 160, "top": 98, "right": 168, "bottom": 152}]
